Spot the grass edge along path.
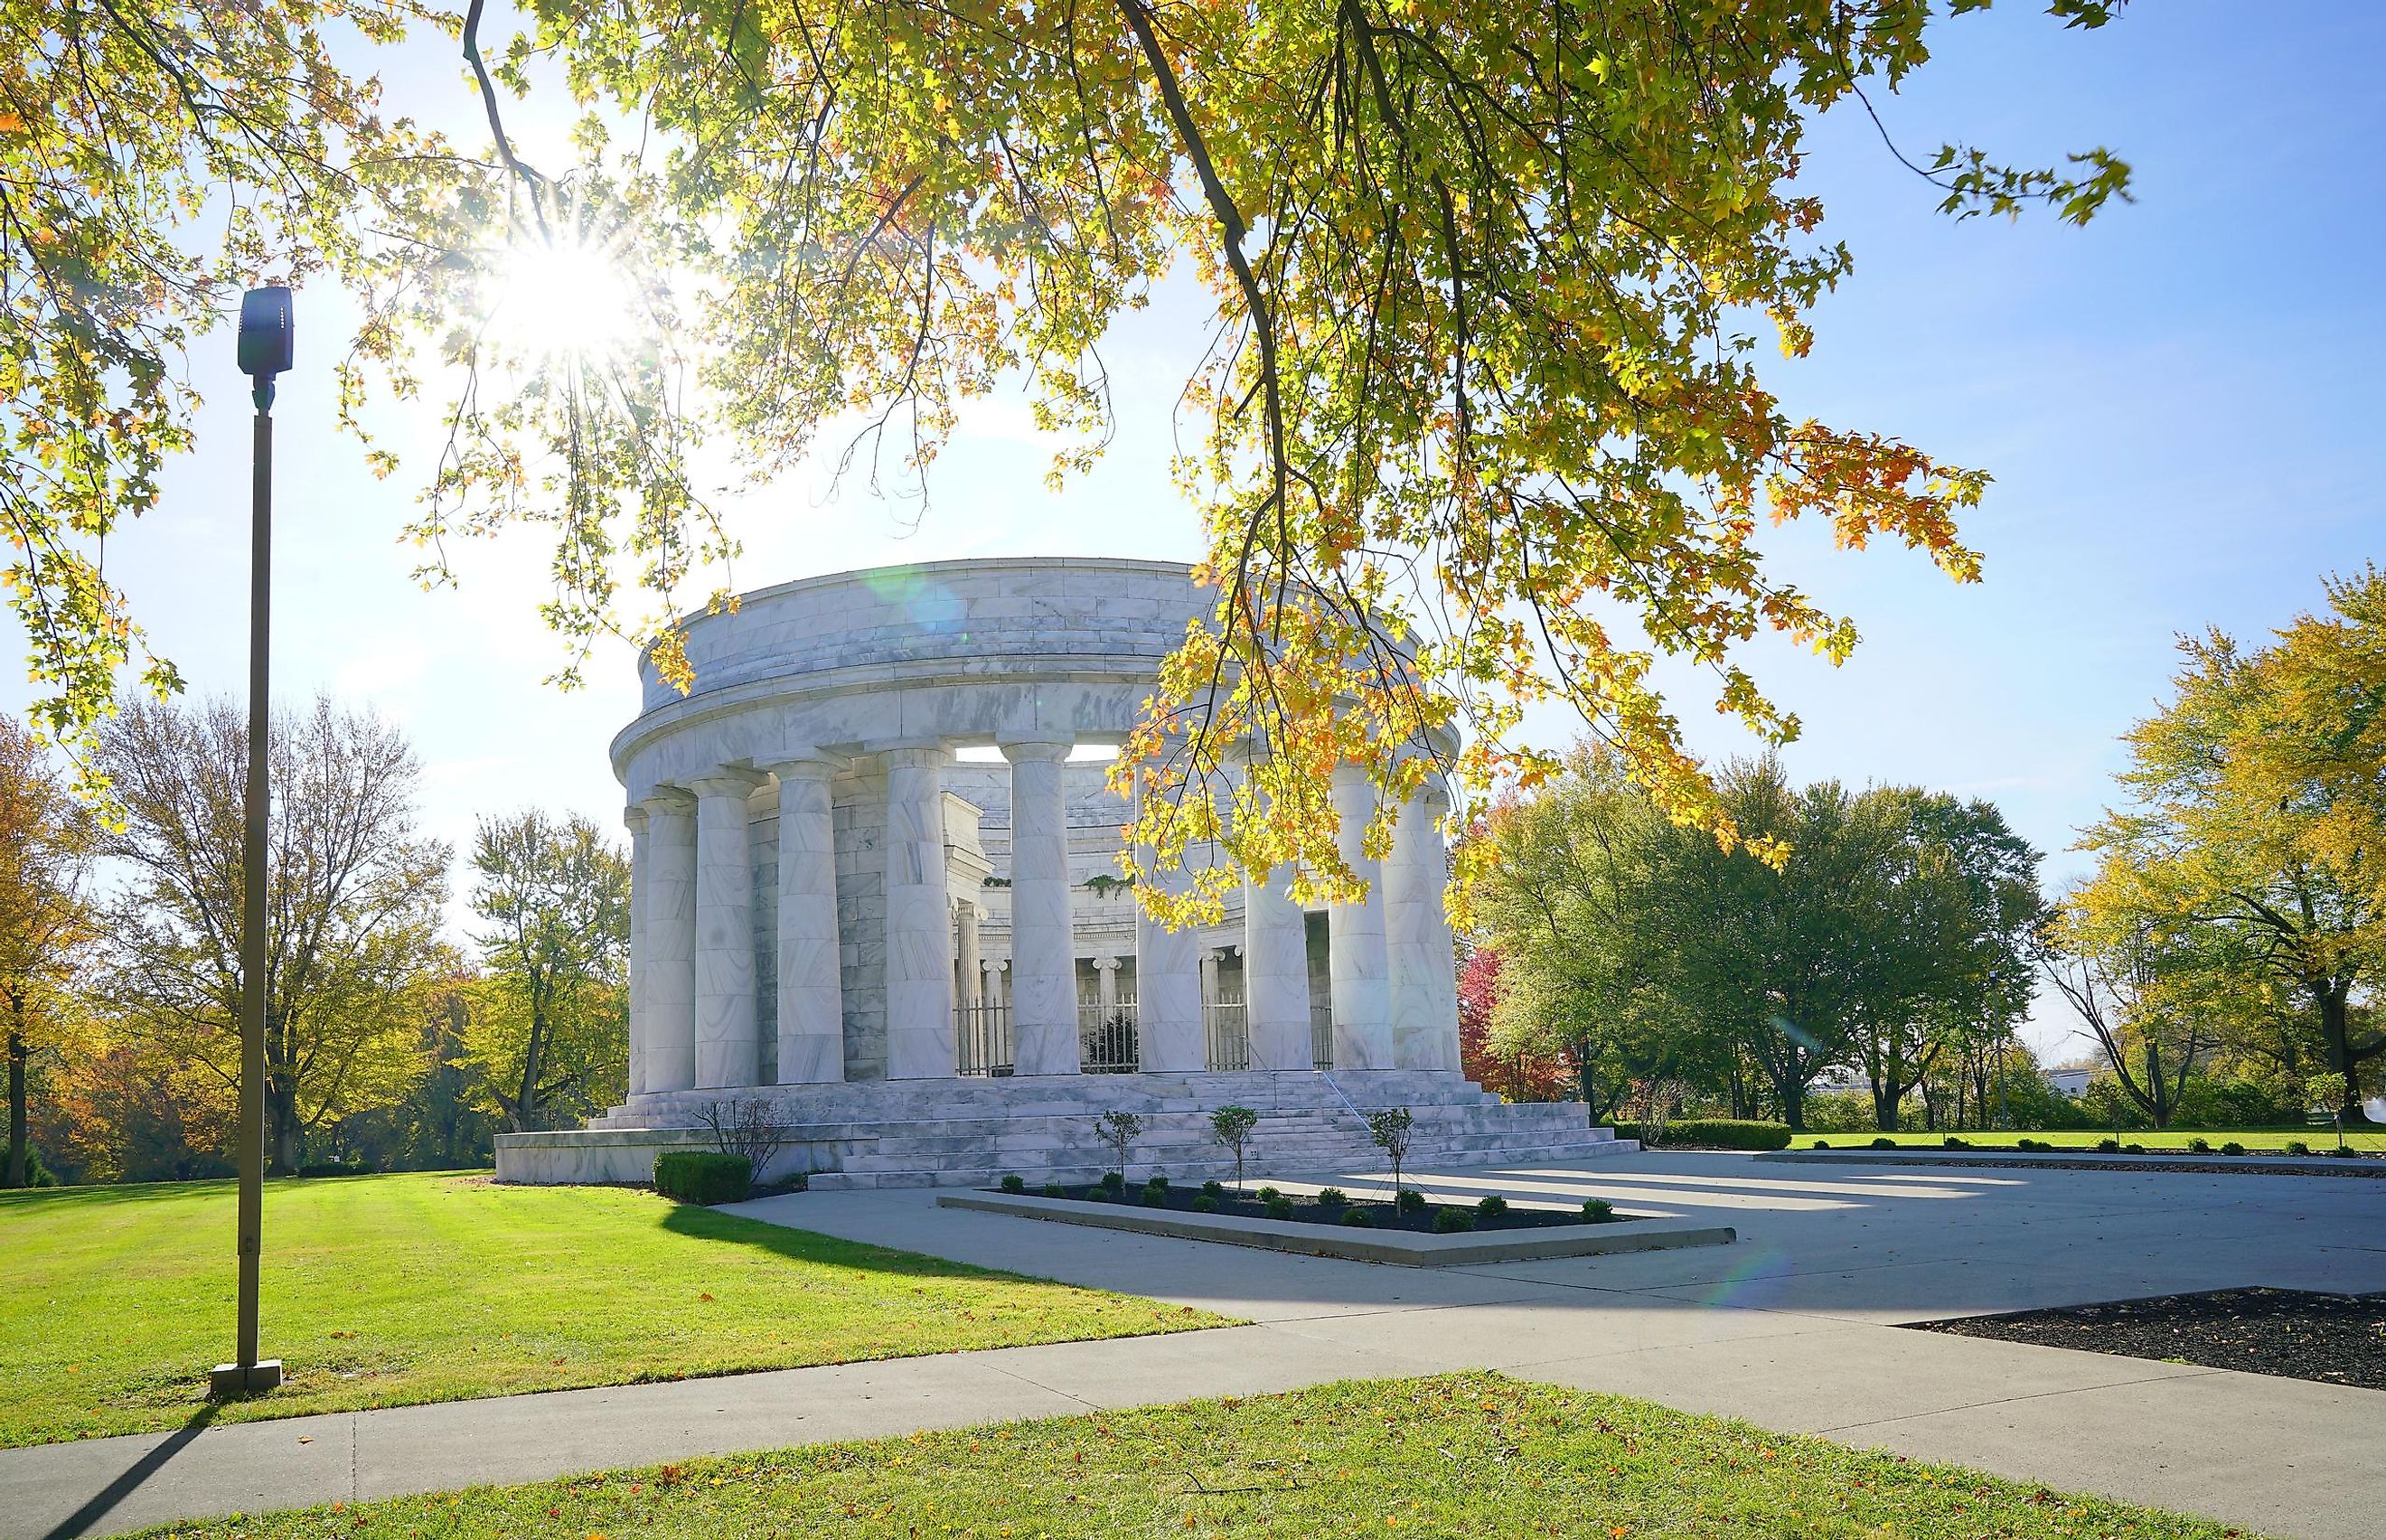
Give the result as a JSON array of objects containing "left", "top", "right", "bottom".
[
  {"left": 0, "top": 1172, "right": 1231, "bottom": 1450},
  {"left": 1788, "top": 1127, "right": 2386, "bottom": 1153},
  {"left": 124, "top": 1373, "right": 2261, "bottom": 1540}
]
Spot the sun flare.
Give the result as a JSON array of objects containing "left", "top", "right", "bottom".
[{"left": 489, "top": 234, "right": 638, "bottom": 362}]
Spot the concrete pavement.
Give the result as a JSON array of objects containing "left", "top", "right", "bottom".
[{"left": 7, "top": 1151, "right": 2383, "bottom": 1539}]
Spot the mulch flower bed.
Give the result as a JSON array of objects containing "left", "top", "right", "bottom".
[
  {"left": 1910, "top": 1286, "right": 2386, "bottom": 1390},
  {"left": 991, "top": 1179, "right": 1614, "bottom": 1235}
]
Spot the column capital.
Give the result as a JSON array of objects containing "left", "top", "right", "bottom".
[
  {"left": 638, "top": 787, "right": 696, "bottom": 817},
  {"left": 879, "top": 743, "right": 951, "bottom": 770},
  {"left": 998, "top": 737, "right": 1074, "bottom": 764},
  {"left": 1093, "top": 954, "right": 1122, "bottom": 972},
  {"left": 1329, "top": 761, "right": 1376, "bottom": 793},
  {"left": 624, "top": 804, "right": 650, "bottom": 835},
  {"left": 687, "top": 767, "right": 767, "bottom": 800},
  {"left": 763, "top": 752, "right": 845, "bottom": 782}
]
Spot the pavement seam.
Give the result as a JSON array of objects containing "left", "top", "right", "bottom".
[
  {"left": 973, "top": 1359, "right": 1100, "bottom": 1413},
  {"left": 1806, "top": 1366, "right": 2231, "bottom": 1436}
]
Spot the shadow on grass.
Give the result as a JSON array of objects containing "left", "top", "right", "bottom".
[
  {"left": 655, "top": 1198, "right": 1034, "bottom": 1283},
  {"left": 38, "top": 1404, "right": 220, "bottom": 1540}
]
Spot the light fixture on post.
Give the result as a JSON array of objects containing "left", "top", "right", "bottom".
[{"left": 211, "top": 286, "right": 292, "bottom": 1401}]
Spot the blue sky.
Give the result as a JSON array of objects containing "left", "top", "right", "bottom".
[{"left": 11, "top": 2, "right": 2381, "bottom": 1057}]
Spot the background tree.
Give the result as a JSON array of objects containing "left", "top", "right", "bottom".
[
  {"left": 0, "top": 718, "right": 98, "bottom": 1185},
  {"left": 2074, "top": 610, "right": 2386, "bottom": 1119},
  {"left": 464, "top": 810, "right": 631, "bottom": 1132},
  {"left": 93, "top": 694, "right": 450, "bottom": 1171}
]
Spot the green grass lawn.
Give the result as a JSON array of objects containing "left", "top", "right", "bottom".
[
  {"left": 127, "top": 1373, "right": 2253, "bottom": 1540},
  {"left": 0, "top": 1171, "right": 1227, "bottom": 1450},
  {"left": 1790, "top": 1127, "right": 2386, "bottom": 1152}
]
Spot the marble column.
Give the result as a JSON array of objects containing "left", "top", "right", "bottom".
[
  {"left": 1001, "top": 740, "right": 1079, "bottom": 1075},
  {"left": 1135, "top": 887, "right": 1205, "bottom": 1076},
  {"left": 768, "top": 756, "right": 844, "bottom": 1085},
  {"left": 980, "top": 956, "right": 1002, "bottom": 1011},
  {"left": 640, "top": 791, "right": 699, "bottom": 1094},
  {"left": 690, "top": 770, "right": 764, "bottom": 1089},
  {"left": 955, "top": 899, "right": 982, "bottom": 1009},
  {"left": 1327, "top": 765, "right": 1395, "bottom": 1071},
  {"left": 1094, "top": 955, "right": 1121, "bottom": 1018},
  {"left": 883, "top": 746, "right": 957, "bottom": 1079},
  {"left": 624, "top": 806, "right": 651, "bottom": 1096},
  {"left": 1243, "top": 864, "right": 1313, "bottom": 1071},
  {"left": 1385, "top": 783, "right": 1455, "bottom": 1071}
]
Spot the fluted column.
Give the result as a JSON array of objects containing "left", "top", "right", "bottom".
[
  {"left": 1243, "top": 864, "right": 1313, "bottom": 1071},
  {"left": 690, "top": 771, "right": 765, "bottom": 1088},
  {"left": 640, "top": 792, "right": 699, "bottom": 1094},
  {"left": 768, "top": 756, "right": 844, "bottom": 1084},
  {"left": 1386, "top": 783, "right": 1455, "bottom": 1070},
  {"left": 624, "top": 806, "right": 651, "bottom": 1096},
  {"left": 1001, "top": 739, "right": 1079, "bottom": 1075},
  {"left": 883, "top": 747, "right": 957, "bottom": 1079},
  {"left": 1134, "top": 868, "right": 1206, "bottom": 1075},
  {"left": 955, "top": 899, "right": 982, "bottom": 1009},
  {"left": 1327, "top": 765, "right": 1394, "bottom": 1070}
]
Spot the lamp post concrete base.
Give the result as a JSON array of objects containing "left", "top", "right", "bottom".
[{"left": 209, "top": 1360, "right": 283, "bottom": 1399}]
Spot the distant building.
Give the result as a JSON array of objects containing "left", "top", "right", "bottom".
[{"left": 2048, "top": 1067, "right": 2093, "bottom": 1098}]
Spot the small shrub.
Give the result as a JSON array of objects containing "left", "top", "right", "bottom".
[
  {"left": 1139, "top": 1187, "right": 1168, "bottom": 1206},
  {"left": 1582, "top": 1197, "right": 1615, "bottom": 1222},
  {"left": 2123, "top": 1143, "right": 2146, "bottom": 1155},
  {"left": 1630, "top": 1119, "right": 1792, "bottom": 1151},
  {"left": 1812, "top": 1140, "right": 1830, "bottom": 1150},
  {"left": 1200, "top": 1179, "right": 1226, "bottom": 1199},
  {"left": 1339, "top": 1208, "right": 1372, "bottom": 1227},
  {"left": 1263, "top": 1196, "right": 1294, "bottom": 1220},
  {"left": 2095, "top": 1138, "right": 2122, "bottom": 1154},
  {"left": 1317, "top": 1187, "right": 1348, "bottom": 1207},
  {"left": 1100, "top": 1169, "right": 1126, "bottom": 1192},
  {"left": 1477, "top": 1194, "right": 1509, "bottom": 1219},
  {"left": 2186, "top": 1138, "right": 2212, "bottom": 1154},
  {"left": 2328, "top": 1145, "right": 2359, "bottom": 1159},
  {"left": 2015, "top": 1139, "right": 2041, "bottom": 1151},
  {"left": 1143, "top": 1175, "right": 1170, "bottom": 1197},
  {"left": 1433, "top": 1207, "right": 1474, "bottom": 1234},
  {"left": 296, "top": 1159, "right": 375, "bottom": 1178},
  {"left": 653, "top": 1150, "right": 753, "bottom": 1205},
  {"left": 1042, "top": 1181, "right": 1066, "bottom": 1197},
  {"left": 1941, "top": 1137, "right": 1968, "bottom": 1150},
  {"left": 1190, "top": 1195, "right": 1219, "bottom": 1213},
  {"left": 1395, "top": 1188, "right": 1427, "bottom": 1215},
  {"left": 2284, "top": 1140, "right": 2311, "bottom": 1157},
  {"left": 1256, "top": 1185, "right": 1282, "bottom": 1204},
  {"left": 1081, "top": 1186, "right": 1110, "bottom": 1202},
  {"left": 1870, "top": 1136, "right": 1897, "bottom": 1150},
  {"left": 999, "top": 1174, "right": 1026, "bottom": 1194},
  {"left": 2220, "top": 1142, "right": 2246, "bottom": 1157}
]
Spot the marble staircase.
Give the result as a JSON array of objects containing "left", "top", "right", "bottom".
[{"left": 496, "top": 1070, "right": 1638, "bottom": 1188}]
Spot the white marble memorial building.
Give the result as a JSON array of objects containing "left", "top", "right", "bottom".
[{"left": 495, "top": 558, "right": 1630, "bottom": 1187}]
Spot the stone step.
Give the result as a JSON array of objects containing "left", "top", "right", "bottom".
[{"left": 807, "top": 1137, "right": 1641, "bottom": 1190}]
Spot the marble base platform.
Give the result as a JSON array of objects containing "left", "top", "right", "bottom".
[{"left": 493, "top": 1070, "right": 1637, "bottom": 1189}]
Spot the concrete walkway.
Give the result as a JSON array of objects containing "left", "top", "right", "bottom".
[{"left": 8, "top": 1151, "right": 2385, "bottom": 1540}]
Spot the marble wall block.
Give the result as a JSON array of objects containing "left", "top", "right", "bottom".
[
  {"left": 641, "top": 795, "right": 699, "bottom": 1093},
  {"left": 882, "top": 748, "right": 957, "bottom": 1078},
  {"left": 1002, "top": 740, "right": 1078, "bottom": 1075},
  {"left": 1326, "top": 766, "right": 1395, "bottom": 1071},
  {"left": 691, "top": 775, "right": 763, "bottom": 1088}
]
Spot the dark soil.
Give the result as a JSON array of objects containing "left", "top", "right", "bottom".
[
  {"left": 1910, "top": 1287, "right": 2386, "bottom": 1389},
  {"left": 993, "top": 1181, "right": 1611, "bottom": 1235}
]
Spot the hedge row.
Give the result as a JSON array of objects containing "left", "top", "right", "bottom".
[
  {"left": 654, "top": 1150, "right": 753, "bottom": 1204},
  {"left": 1611, "top": 1119, "right": 1793, "bottom": 1151}
]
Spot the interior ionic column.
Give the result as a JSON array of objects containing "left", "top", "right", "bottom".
[
  {"left": 1327, "top": 765, "right": 1395, "bottom": 1071},
  {"left": 1001, "top": 739, "right": 1079, "bottom": 1075},
  {"left": 624, "top": 806, "right": 651, "bottom": 1096},
  {"left": 883, "top": 747, "right": 957, "bottom": 1079},
  {"left": 640, "top": 792, "right": 699, "bottom": 1094},
  {"left": 955, "top": 899, "right": 982, "bottom": 1009},
  {"left": 1386, "top": 782, "right": 1455, "bottom": 1071},
  {"left": 690, "top": 771, "right": 765, "bottom": 1089},
  {"left": 1243, "top": 865, "right": 1313, "bottom": 1071},
  {"left": 768, "top": 756, "right": 845, "bottom": 1085}
]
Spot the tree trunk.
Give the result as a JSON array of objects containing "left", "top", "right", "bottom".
[
  {"left": 2318, "top": 988, "right": 2367, "bottom": 1122},
  {"left": 1779, "top": 1074, "right": 1807, "bottom": 1132},
  {"left": 1871, "top": 1075, "right": 1902, "bottom": 1132},
  {"left": 269, "top": 1082, "right": 302, "bottom": 1174},
  {"left": 6, "top": 992, "right": 28, "bottom": 1188}
]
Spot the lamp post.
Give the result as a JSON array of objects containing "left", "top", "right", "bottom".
[{"left": 211, "top": 286, "right": 292, "bottom": 1400}]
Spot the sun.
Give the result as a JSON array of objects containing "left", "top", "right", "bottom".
[{"left": 489, "top": 231, "right": 640, "bottom": 362}]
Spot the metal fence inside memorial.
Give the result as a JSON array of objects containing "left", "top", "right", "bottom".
[{"left": 956, "top": 1001, "right": 1014, "bottom": 1077}]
